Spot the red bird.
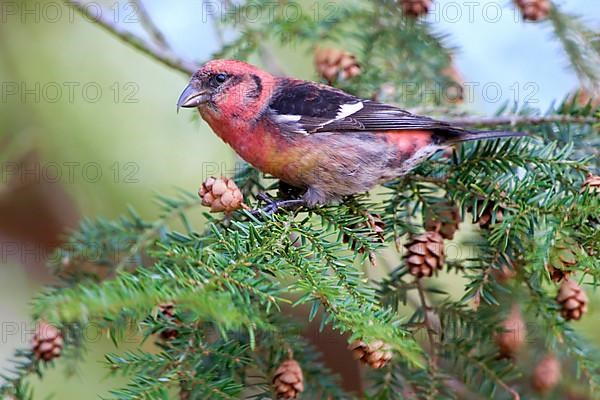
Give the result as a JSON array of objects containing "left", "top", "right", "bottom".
[{"left": 178, "top": 59, "right": 523, "bottom": 207}]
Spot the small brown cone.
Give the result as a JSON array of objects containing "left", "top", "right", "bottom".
[
  {"left": 423, "top": 201, "right": 461, "bottom": 240},
  {"left": 400, "top": 0, "right": 432, "bottom": 18},
  {"left": 157, "top": 302, "right": 179, "bottom": 340},
  {"left": 342, "top": 213, "right": 385, "bottom": 253},
  {"left": 581, "top": 174, "right": 600, "bottom": 193},
  {"left": 548, "top": 265, "right": 570, "bottom": 283},
  {"left": 532, "top": 355, "right": 561, "bottom": 393},
  {"left": 547, "top": 239, "right": 579, "bottom": 282},
  {"left": 349, "top": 340, "right": 393, "bottom": 369},
  {"left": 495, "top": 305, "right": 526, "bottom": 358},
  {"left": 405, "top": 231, "right": 444, "bottom": 278},
  {"left": 272, "top": 359, "right": 304, "bottom": 399},
  {"left": 32, "top": 321, "right": 63, "bottom": 362},
  {"left": 468, "top": 202, "right": 504, "bottom": 230},
  {"left": 515, "top": 0, "right": 550, "bottom": 21},
  {"left": 557, "top": 279, "right": 588, "bottom": 321},
  {"left": 199, "top": 177, "right": 244, "bottom": 213},
  {"left": 367, "top": 214, "right": 386, "bottom": 240},
  {"left": 314, "top": 47, "right": 361, "bottom": 83}
]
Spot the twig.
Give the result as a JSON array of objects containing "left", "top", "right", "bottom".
[
  {"left": 415, "top": 279, "right": 438, "bottom": 363},
  {"left": 447, "top": 114, "right": 599, "bottom": 127},
  {"left": 449, "top": 343, "right": 521, "bottom": 400},
  {"left": 67, "top": 0, "right": 198, "bottom": 75},
  {"left": 132, "top": 0, "right": 170, "bottom": 50},
  {"left": 415, "top": 279, "right": 445, "bottom": 397}
]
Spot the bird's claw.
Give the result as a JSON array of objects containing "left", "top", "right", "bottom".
[
  {"left": 255, "top": 193, "right": 279, "bottom": 215},
  {"left": 250, "top": 192, "right": 305, "bottom": 217}
]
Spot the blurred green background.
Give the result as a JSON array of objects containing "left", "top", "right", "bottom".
[{"left": 1, "top": 0, "right": 599, "bottom": 398}]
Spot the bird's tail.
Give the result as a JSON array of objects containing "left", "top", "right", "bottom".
[{"left": 444, "top": 129, "right": 527, "bottom": 144}]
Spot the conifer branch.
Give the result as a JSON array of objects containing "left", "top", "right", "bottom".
[{"left": 448, "top": 114, "right": 599, "bottom": 127}]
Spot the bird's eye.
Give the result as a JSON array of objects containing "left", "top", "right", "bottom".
[{"left": 213, "top": 73, "right": 228, "bottom": 85}]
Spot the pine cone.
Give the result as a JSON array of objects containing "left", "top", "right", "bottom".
[
  {"left": 342, "top": 213, "right": 385, "bottom": 253},
  {"left": 495, "top": 305, "right": 525, "bottom": 358},
  {"left": 515, "top": 0, "right": 550, "bottom": 22},
  {"left": 547, "top": 239, "right": 578, "bottom": 282},
  {"left": 349, "top": 340, "right": 393, "bottom": 369},
  {"left": 468, "top": 202, "right": 504, "bottom": 230},
  {"left": 423, "top": 201, "right": 461, "bottom": 240},
  {"left": 581, "top": 174, "right": 600, "bottom": 193},
  {"left": 157, "top": 302, "right": 179, "bottom": 340},
  {"left": 548, "top": 265, "right": 570, "bottom": 283},
  {"left": 405, "top": 231, "right": 444, "bottom": 278},
  {"left": 532, "top": 355, "right": 561, "bottom": 393},
  {"left": 400, "top": 0, "right": 432, "bottom": 18},
  {"left": 199, "top": 177, "right": 244, "bottom": 213},
  {"left": 314, "top": 47, "right": 361, "bottom": 83},
  {"left": 272, "top": 359, "right": 304, "bottom": 399},
  {"left": 32, "top": 321, "right": 63, "bottom": 362},
  {"left": 557, "top": 279, "right": 588, "bottom": 321}
]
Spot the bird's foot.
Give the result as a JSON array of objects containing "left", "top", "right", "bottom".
[{"left": 250, "top": 192, "right": 306, "bottom": 217}]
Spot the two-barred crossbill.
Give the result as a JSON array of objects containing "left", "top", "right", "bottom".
[{"left": 178, "top": 60, "right": 524, "bottom": 207}]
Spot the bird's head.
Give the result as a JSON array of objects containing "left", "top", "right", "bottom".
[{"left": 177, "top": 59, "right": 275, "bottom": 118}]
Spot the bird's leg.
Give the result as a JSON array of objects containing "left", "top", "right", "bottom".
[
  {"left": 277, "top": 181, "right": 305, "bottom": 200},
  {"left": 251, "top": 192, "right": 306, "bottom": 217}
]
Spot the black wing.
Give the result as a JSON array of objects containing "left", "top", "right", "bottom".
[{"left": 267, "top": 79, "right": 461, "bottom": 135}]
